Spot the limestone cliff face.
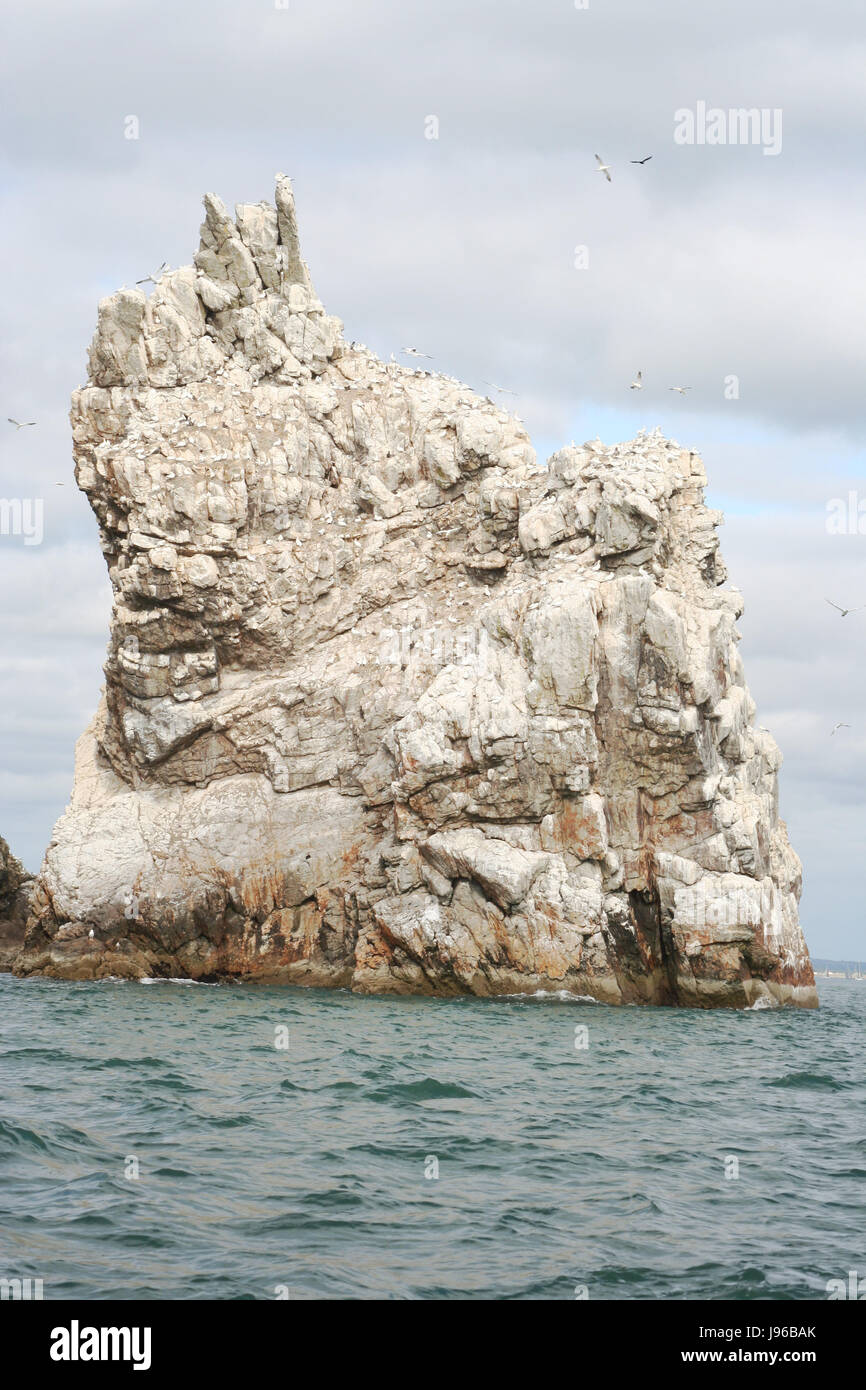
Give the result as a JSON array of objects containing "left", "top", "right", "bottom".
[
  {"left": 1, "top": 837, "right": 33, "bottom": 969},
  {"left": 14, "top": 179, "right": 816, "bottom": 1006}
]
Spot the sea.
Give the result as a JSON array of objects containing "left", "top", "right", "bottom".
[{"left": 0, "top": 973, "right": 862, "bottom": 1300}]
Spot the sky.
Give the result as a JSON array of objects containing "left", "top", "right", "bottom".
[{"left": 1, "top": 0, "right": 864, "bottom": 957}]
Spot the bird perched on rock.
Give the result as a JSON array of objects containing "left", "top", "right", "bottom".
[{"left": 88, "top": 928, "right": 95, "bottom": 939}]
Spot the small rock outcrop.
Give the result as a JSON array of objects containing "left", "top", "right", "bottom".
[
  {"left": 0, "top": 837, "right": 34, "bottom": 969},
  {"left": 13, "top": 179, "right": 816, "bottom": 1006}
]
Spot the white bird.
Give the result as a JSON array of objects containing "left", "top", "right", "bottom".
[
  {"left": 402, "top": 347, "right": 433, "bottom": 359},
  {"left": 7, "top": 418, "right": 35, "bottom": 430},
  {"left": 825, "top": 599, "right": 865, "bottom": 617},
  {"left": 630, "top": 371, "right": 643, "bottom": 391},
  {"left": 88, "top": 928, "right": 95, "bottom": 939},
  {"left": 484, "top": 381, "right": 518, "bottom": 396},
  {"left": 594, "top": 154, "right": 612, "bottom": 182},
  {"left": 831, "top": 722, "right": 851, "bottom": 736},
  {"left": 669, "top": 386, "right": 691, "bottom": 395},
  {"left": 136, "top": 262, "right": 169, "bottom": 286}
]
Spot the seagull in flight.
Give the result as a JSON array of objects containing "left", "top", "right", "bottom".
[
  {"left": 825, "top": 599, "right": 865, "bottom": 617},
  {"left": 484, "top": 381, "right": 518, "bottom": 396},
  {"left": 630, "top": 155, "right": 653, "bottom": 165},
  {"left": 7, "top": 418, "right": 36, "bottom": 430},
  {"left": 135, "top": 262, "right": 169, "bottom": 286},
  {"left": 594, "top": 154, "right": 612, "bottom": 182},
  {"left": 630, "top": 371, "right": 643, "bottom": 390},
  {"left": 402, "top": 347, "right": 433, "bottom": 359},
  {"left": 830, "top": 722, "right": 851, "bottom": 736},
  {"left": 668, "top": 385, "right": 691, "bottom": 395}
]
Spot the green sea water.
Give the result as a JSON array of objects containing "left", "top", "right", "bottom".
[{"left": 0, "top": 974, "right": 862, "bottom": 1300}]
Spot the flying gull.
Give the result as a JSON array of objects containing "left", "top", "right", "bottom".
[
  {"left": 594, "top": 154, "right": 612, "bottom": 182},
  {"left": 7, "top": 418, "right": 35, "bottom": 430},
  {"left": 629, "top": 371, "right": 643, "bottom": 391},
  {"left": 630, "top": 155, "right": 653, "bottom": 165},
  {"left": 825, "top": 599, "right": 865, "bottom": 617},
  {"left": 135, "top": 262, "right": 169, "bottom": 287},
  {"left": 402, "top": 347, "right": 433, "bottom": 359}
]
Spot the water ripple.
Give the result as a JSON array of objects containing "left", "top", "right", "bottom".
[{"left": 0, "top": 974, "right": 862, "bottom": 1298}]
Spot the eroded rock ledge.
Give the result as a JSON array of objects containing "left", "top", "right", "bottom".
[
  {"left": 10, "top": 178, "right": 816, "bottom": 1006},
  {"left": 1, "top": 837, "right": 34, "bottom": 969}
]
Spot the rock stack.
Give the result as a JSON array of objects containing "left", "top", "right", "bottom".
[{"left": 10, "top": 179, "right": 816, "bottom": 1006}]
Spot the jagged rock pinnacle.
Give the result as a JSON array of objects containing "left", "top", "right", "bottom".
[{"left": 9, "top": 182, "right": 816, "bottom": 1007}]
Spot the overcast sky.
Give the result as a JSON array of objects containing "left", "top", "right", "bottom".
[{"left": 1, "top": 0, "right": 864, "bottom": 958}]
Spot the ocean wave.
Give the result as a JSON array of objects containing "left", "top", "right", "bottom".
[
  {"left": 768, "top": 1071, "right": 847, "bottom": 1091},
  {"left": 1, "top": 968, "right": 863, "bottom": 1300},
  {"left": 500, "top": 989, "right": 601, "bottom": 1004},
  {"left": 139, "top": 977, "right": 220, "bottom": 986}
]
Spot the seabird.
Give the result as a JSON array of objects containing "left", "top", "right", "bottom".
[
  {"left": 136, "top": 262, "right": 169, "bottom": 286},
  {"left": 630, "top": 155, "right": 653, "bottom": 165},
  {"left": 402, "top": 347, "right": 433, "bottom": 359},
  {"left": 484, "top": 382, "right": 518, "bottom": 396},
  {"left": 831, "top": 722, "right": 851, "bottom": 736},
  {"left": 668, "top": 386, "right": 691, "bottom": 395},
  {"left": 88, "top": 928, "right": 95, "bottom": 939},
  {"left": 825, "top": 599, "right": 865, "bottom": 617},
  {"left": 594, "top": 154, "right": 612, "bottom": 182},
  {"left": 7, "top": 418, "right": 35, "bottom": 430},
  {"left": 630, "top": 372, "right": 643, "bottom": 390}
]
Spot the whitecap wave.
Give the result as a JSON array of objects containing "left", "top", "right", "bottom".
[
  {"left": 139, "top": 976, "right": 219, "bottom": 987},
  {"left": 501, "top": 989, "right": 600, "bottom": 1004}
]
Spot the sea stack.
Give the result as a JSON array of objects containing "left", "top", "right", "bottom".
[
  {"left": 11, "top": 179, "right": 817, "bottom": 1006},
  {"left": 0, "top": 836, "right": 33, "bottom": 970}
]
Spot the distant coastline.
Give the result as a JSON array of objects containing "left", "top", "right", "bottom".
[{"left": 813, "top": 958, "right": 865, "bottom": 980}]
